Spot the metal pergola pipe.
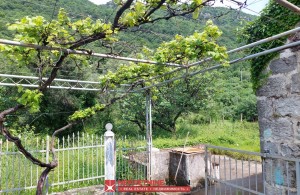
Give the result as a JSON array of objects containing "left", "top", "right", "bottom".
[
  {"left": 188, "top": 26, "right": 300, "bottom": 67},
  {"left": 140, "top": 26, "right": 300, "bottom": 84},
  {"left": 1, "top": 26, "right": 300, "bottom": 70},
  {"left": 0, "top": 39, "right": 182, "bottom": 67},
  {"left": 132, "top": 39, "right": 300, "bottom": 92}
]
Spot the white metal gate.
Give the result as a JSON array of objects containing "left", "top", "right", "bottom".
[{"left": 205, "top": 145, "right": 300, "bottom": 195}]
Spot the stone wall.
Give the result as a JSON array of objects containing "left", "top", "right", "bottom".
[{"left": 257, "top": 49, "right": 300, "bottom": 194}]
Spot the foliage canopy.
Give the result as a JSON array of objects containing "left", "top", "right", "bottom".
[{"left": 243, "top": 0, "right": 300, "bottom": 90}]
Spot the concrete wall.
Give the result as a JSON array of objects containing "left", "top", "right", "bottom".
[
  {"left": 257, "top": 47, "right": 300, "bottom": 193},
  {"left": 168, "top": 152, "right": 206, "bottom": 188},
  {"left": 150, "top": 150, "right": 207, "bottom": 189},
  {"left": 151, "top": 150, "right": 170, "bottom": 180}
]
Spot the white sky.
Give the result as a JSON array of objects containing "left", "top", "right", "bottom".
[{"left": 88, "top": 0, "right": 269, "bottom": 15}]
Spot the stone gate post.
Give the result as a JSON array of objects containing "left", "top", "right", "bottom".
[
  {"left": 104, "top": 123, "right": 116, "bottom": 194},
  {"left": 257, "top": 37, "right": 300, "bottom": 194}
]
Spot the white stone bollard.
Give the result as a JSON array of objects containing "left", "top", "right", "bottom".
[{"left": 104, "top": 123, "right": 116, "bottom": 194}]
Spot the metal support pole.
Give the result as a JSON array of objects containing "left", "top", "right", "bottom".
[
  {"left": 296, "top": 161, "right": 300, "bottom": 195},
  {"left": 104, "top": 123, "right": 116, "bottom": 194},
  {"left": 205, "top": 146, "right": 208, "bottom": 195},
  {"left": 146, "top": 91, "right": 152, "bottom": 180},
  {"left": 45, "top": 136, "right": 49, "bottom": 195}
]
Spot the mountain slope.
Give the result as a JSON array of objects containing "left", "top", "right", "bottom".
[{"left": 0, "top": 0, "right": 258, "bottom": 134}]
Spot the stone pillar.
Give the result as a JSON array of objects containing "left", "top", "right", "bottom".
[
  {"left": 104, "top": 123, "right": 116, "bottom": 194},
  {"left": 257, "top": 46, "right": 300, "bottom": 194}
]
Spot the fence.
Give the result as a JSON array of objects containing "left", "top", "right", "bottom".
[
  {"left": 116, "top": 135, "right": 147, "bottom": 181},
  {"left": 0, "top": 132, "right": 105, "bottom": 194},
  {"left": 2, "top": 130, "right": 300, "bottom": 194},
  {"left": 205, "top": 145, "right": 300, "bottom": 195}
]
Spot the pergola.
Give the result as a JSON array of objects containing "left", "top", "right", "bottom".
[{"left": 0, "top": 26, "right": 300, "bottom": 180}]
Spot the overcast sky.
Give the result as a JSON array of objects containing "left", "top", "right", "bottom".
[{"left": 88, "top": 0, "right": 269, "bottom": 15}]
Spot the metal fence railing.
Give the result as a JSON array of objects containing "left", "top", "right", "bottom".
[
  {"left": 116, "top": 136, "right": 147, "bottom": 181},
  {"left": 205, "top": 145, "right": 300, "bottom": 195},
  {"left": 0, "top": 132, "right": 105, "bottom": 194}
]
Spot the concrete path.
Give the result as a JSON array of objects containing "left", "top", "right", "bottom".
[{"left": 161, "top": 155, "right": 263, "bottom": 195}]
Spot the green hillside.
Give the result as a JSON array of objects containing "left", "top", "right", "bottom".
[
  {"left": 0, "top": 0, "right": 258, "bottom": 136},
  {"left": 0, "top": 0, "right": 255, "bottom": 48}
]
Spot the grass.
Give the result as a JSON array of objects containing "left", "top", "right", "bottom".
[
  {"left": 0, "top": 134, "right": 105, "bottom": 194},
  {"left": 152, "top": 120, "right": 260, "bottom": 159}
]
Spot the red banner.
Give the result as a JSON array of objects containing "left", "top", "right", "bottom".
[{"left": 118, "top": 186, "right": 190, "bottom": 192}]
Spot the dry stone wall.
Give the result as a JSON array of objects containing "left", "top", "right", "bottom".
[
  {"left": 257, "top": 53, "right": 300, "bottom": 156},
  {"left": 257, "top": 49, "right": 300, "bottom": 194}
]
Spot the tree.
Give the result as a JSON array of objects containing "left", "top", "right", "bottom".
[
  {"left": 120, "top": 71, "right": 218, "bottom": 133},
  {"left": 0, "top": 0, "right": 230, "bottom": 193}
]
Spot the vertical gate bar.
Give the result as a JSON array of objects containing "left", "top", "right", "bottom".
[
  {"left": 262, "top": 158, "right": 266, "bottom": 195},
  {"left": 102, "top": 136, "right": 104, "bottom": 178},
  {"left": 24, "top": 137, "right": 27, "bottom": 189},
  {"left": 209, "top": 150, "right": 212, "bottom": 178},
  {"left": 41, "top": 138, "right": 44, "bottom": 193},
  {"left": 51, "top": 141, "right": 55, "bottom": 192},
  {"left": 18, "top": 152, "right": 21, "bottom": 193},
  {"left": 12, "top": 140, "right": 15, "bottom": 189},
  {"left": 229, "top": 157, "right": 232, "bottom": 195},
  {"left": 96, "top": 135, "right": 99, "bottom": 178},
  {"left": 127, "top": 146, "right": 130, "bottom": 180},
  {"left": 77, "top": 132, "right": 80, "bottom": 186},
  {"left": 36, "top": 137, "right": 39, "bottom": 186},
  {"left": 223, "top": 155, "right": 226, "bottom": 195},
  {"left": 92, "top": 135, "right": 94, "bottom": 179},
  {"left": 57, "top": 138, "right": 60, "bottom": 185},
  {"left": 255, "top": 160, "right": 258, "bottom": 192},
  {"left": 72, "top": 133, "right": 75, "bottom": 186},
  {"left": 124, "top": 138, "right": 126, "bottom": 180},
  {"left": 18, "top": 135, "right": 21, "bottom": 192},
  {"left": 46, "top": 135, "right": 49, "bottom": 194},
  {"left": 67, "top": 135, "right": 70, "bottom": 187},
  {"left": 30, "top": 138, "right": 33, "bottom": 187},
  {"left": 82, "top": 132, "right": 85, "bottom": 180},
  {"left": 242, "top": 160, "right": 244, "bottom": 195},
  {"left": 296, "top": 161, "right": 300, "bottom": 195},
  {"left": 248, "top": 160, "right": 251, "bottom": 190},
  {"left": 235, "top": 158, "right": 237, "bottom": 194},
  {"left": 0, "top": 139, "right": 2, "bottom": 191},
  {"left": 102, "top": 135, "right": 104, "bottom": 182},
  {"left": 6, "top": 140, "right": 8, "bottom": 191},
  {"left": 209, "top": 151, "right": 212, "bottom": 195},
  {"left": 218, "top": 155, "right": 221, "bottom": 195},
  {"left": 286, "top": 161, "right": 290, "bottom": 195},
  {"left": 102, "top": 135, "right": 104, "bottom": 181},
  {"left": 205, "top": 146, "right": 208, "bottom": 195},
  {"left": 87, "top": 134, "right": 90, "bottom": 183},
  {"left": 24, "top": 137, "right": 28, "bottom": 189},
  {"left": 116, "top": 139, "right": 119, "bottom": 180},
  {"left": 270, "top": 160, "right": 273, "bottom": 195},
  {"left": 214, "top": 155, "right": 216, "bottom": 195},
  {"left": 63, "top": 136, "right": 65, "bottom": 188},
  {"left": 120, "top": 136, "right": 125, "bottom": 179}
]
